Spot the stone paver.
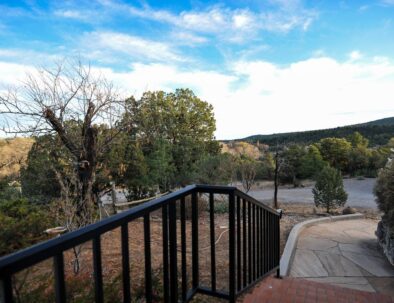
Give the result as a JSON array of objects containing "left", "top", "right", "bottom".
[
  {"left": 289, "top": 219, "right": 394, "bottom": 296},
  {"left": 241, "top": 275, "right": 394, "bottom": 303}
]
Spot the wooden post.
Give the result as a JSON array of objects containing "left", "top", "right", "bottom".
[{"left": 111, "top": 181, "right": 117, "bottom": 214}]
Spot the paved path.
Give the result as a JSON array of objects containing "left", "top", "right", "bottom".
[
  {"left": 249, "top": 178, "right": 377, "bottom": 208},
  {"left": 288, "top": 219, "right": 394, "bottom": 296},
  {"left": 241, "top": 275, "right": 394, "bottom": 303}
]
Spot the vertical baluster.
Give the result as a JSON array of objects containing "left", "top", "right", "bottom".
[
  {"left": 268, "top": 213, "right": 271, "bottom": 270},
  {"left": 54, "top": 253, "right": 66, "bottom": 303},
  {"left": 271, "top": 213, "right": 276, "bottom": 268},
  {"left": 278, "top": 216, "right": 280, "bottom": 266},
  {"left": 228, "top": 191, "right": 236, "bottom": 303},
  {"left": 264, "top": 210, "right": 267, "bottom": 274},
  {"left": 180, "top": 197, "right": 187, "bottom": 301},
  {"left": 191, "top": 192, "right": 199, "bottom": 289},
  {"left": 93, "top": 236, "right": 103, "bottom": 303},
  {"left": 267, "top": 212, "right": 270, "bottom": 271},
  {"left": 162, "top": 206, "right": 169, "bottom": 303},
  {"left": 252, "top": 204, "right": 256, "bottom": 281},
  {"left": 256, "top": 207, "right": 260, "bottom": 278},
  {"left": 169, "top": 201, "right": 178, "bottom": 302},
  {"left": 260, "top": 208, "right": 263, "bottom": 276},
  {"left": 209, "top": 193, "right": 216, "bottom": 292},
  {"left": 269, "top": 213, "right": 272, "bottom": 270},
  {"left": 274, "top": 215, "right": 277, "bottom": 266},
  {"left": 236, "top": 196, "right": 241, "bottom": 292},
  {"left": 121, "top": 224, "right": 131, "bottom": 303},
  {"left": 247, "top": 201, "right": 252, "bottom": 284},
  {"left": 144, "top": 215, "right": 152, "bottom": 303},
  {"left": 242, "top": 199, "right": 247, "bottom": 288},
  {"left": 0, "top": 275, "right": 13, "bottom": 303}
]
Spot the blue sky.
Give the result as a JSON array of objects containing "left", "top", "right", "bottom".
[{"left": 1, "top": 0, "right": 394, "bottom": 139}]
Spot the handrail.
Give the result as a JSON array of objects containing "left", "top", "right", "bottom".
[
  {"left": 0, "top": 184, "right": 281, "bottom": 303},
  {"left": 0, "top": 185, "right": 197, "bottom": 275}
]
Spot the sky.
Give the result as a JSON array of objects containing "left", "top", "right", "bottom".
[{"left": 1, "top": 0, "right": 394, "bottom": 139}]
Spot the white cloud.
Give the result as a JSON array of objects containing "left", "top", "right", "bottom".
[
  {"left": 2, "top": 55, "right": 394, "bottom": 140},
  {"left": 126, "top": 4, "right": 317, "bottom": 42},
  {"left": 89, "top": 56, "right": 394, "bottom": 139},
  {"left": 54, "top": 9, "right": 83, "bottom": 19},
  {"left": 348, "top": 50, "right": 363, "bottom": 62},
  {"left": 381, "top": 0, "right": 394, "bottom": 5},
  {"left": 170, "top": 31, "right": 208, "bottom": 46},
  {"left": 81, "top": 31, "right": 184, "bottom": 63}
]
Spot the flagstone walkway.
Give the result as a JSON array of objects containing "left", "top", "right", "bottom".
[{"left": 289, "top": 219, "right": 394, "bottom": 296}]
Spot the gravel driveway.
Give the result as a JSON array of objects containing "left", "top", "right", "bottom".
[{"left": 249, "top": 178, "right": 377, "bottom": 209}]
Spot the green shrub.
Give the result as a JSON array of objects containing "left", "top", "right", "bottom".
[
  {"left": 374, "top": 160, "right": 394, "bottom": 229},
  {"left": 213, "top": 202, "right": 229, "bottom": 214},
  {"left": 0, "top": 198, "right": 53, "bottom": 256},
  {"left": 312, "top": 166, "right": 348, "bottom": 213}
]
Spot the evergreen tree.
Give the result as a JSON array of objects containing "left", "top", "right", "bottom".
[{"left": 312, "top": 166, "right": 347, "bottom": 213}]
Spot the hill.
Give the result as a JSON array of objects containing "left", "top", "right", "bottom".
[
  {"left": 240, "top": 117, "right": 394, "bottom": 147},
  {"left": 0, "top": 138, "right": 34, "bottom": 179}
]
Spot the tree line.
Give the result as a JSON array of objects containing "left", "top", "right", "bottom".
[
  {"left": 243, "top": 120, "right": 394, "bottom": 147},
  {"left": 0, "top": 60, "right": 392, "bottom": 256}
]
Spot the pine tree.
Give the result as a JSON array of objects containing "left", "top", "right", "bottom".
[{"left": 312, "top": 166, "right": 348, "bottom": 213}]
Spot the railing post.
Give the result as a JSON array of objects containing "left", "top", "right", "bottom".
[
  {"left": 209, "top": 193, "right": 216, "bottom": 292},
  {"left": 162, "top": 205, "right": 170, "bottom": 303},
  {"left": 144, "top": 215, "right": 153, "bottom": 303},
  {"left": 54, "top": 253, "right": 66, "bottom": 303},
  {"left": 228, "top": 190, "right": 236, "bottom": 303},
  {"left": 276, "top": 213, "right": 282, "bottom": 279},
  {"left": 93, "top": 236, "right": 104, "bottom": 303},
  {"left": 0, "top": 276, "right": 13, "bottom": 303},
  {"left": 169, "top": 201, "right": 178, "bottom": 302},
  {"left": 180, "top": 197, "right": 187, "bottom": 302},
  {"left": 121, "top": 224, "right": 131, "bottom": 303},
  {"left": 191, "top": 191, "right": 199, "bottom": 290}
]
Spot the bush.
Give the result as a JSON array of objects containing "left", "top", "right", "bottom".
[
  {"left": 374, "top": 160, "right": 394, "bottom": 229},
  {"left": 312, "top": 166, "right": 348, "bottom": 213},
  {"left": 0, "top": 198, "right": 53, "bottom": 256}
]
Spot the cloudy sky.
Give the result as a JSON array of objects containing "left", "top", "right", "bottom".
[{"left": 1, "top": 0, "right": 394, "bottom": 139}]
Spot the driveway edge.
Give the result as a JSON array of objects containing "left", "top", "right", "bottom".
[{"left": 279, "top": 213, "right": 364, "bottom": 276}]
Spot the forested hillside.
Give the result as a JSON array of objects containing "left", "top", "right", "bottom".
[
  {"left": 241, "top": 117, "right": 394, "bottom": 147},
  {"left": 0, "top": 138, "right": 34, "bottom": 179}
]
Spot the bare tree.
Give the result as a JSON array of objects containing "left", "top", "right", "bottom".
[
  {"left": 238, "top": 157, "right": 257, "bottom": 193},
  {"left": 0, "top": 59, "right": 125, "bottom": 225}
]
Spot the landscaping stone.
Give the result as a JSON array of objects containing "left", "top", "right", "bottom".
[
  {"left": 315, "top": 251, "right": 364, "bottom": 276},
  {"left": 343, "top": 206, "right": 357, "bottom": 214},
  {"left": 290, "top": 249, "right": 328, "bottom": 277},
  {"left": 341, "top": 251, "right": 394, "bottom": 277},
  {"left": 376, "top": 220, "right": 394, "bottom": 266}
]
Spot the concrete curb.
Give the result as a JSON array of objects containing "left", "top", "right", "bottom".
[{"left": 279, "top": 213, "right": 364, "bottom": 276}]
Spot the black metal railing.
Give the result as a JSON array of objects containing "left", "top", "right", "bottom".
[{"left": 0, "top": 185, "right": 281, "bottom": 303}]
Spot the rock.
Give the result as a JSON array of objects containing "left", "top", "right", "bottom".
[
  {"left": 342, "top": 206, "right": 357, "bottom": 215},
  {"left": 376, "top": 220, "right": 394, "bottom": 266}
]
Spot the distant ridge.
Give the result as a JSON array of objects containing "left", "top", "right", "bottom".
[
  {"left": 238, "top": 117, "right": 394, "bottom": 147},
  {"left": 357, "top": 117, "right": 394, "bottom": 127}
]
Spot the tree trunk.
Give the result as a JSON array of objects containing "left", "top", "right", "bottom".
[{"left": 76, "top": 127, "right": 98, "bottom": 224}]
